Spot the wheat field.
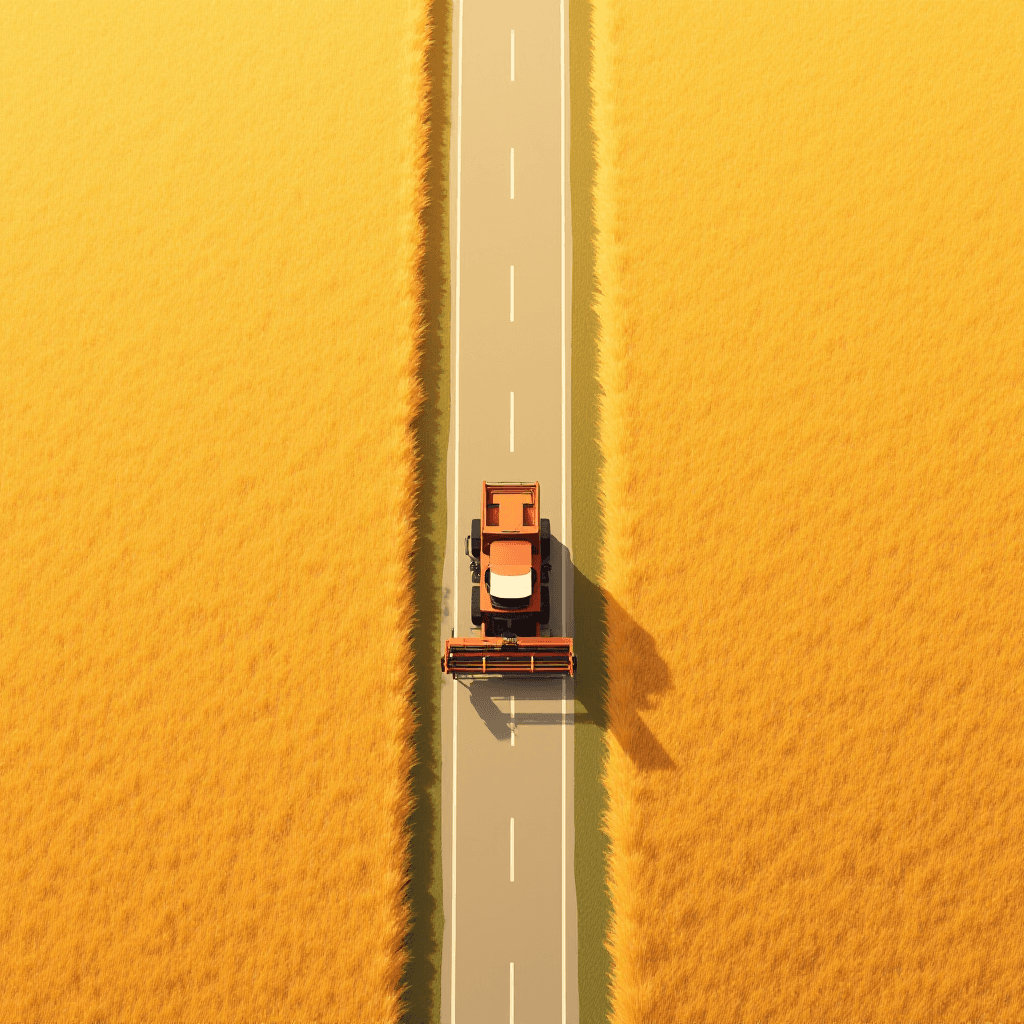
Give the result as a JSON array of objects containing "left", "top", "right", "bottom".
[
  {"left": 593, "top": 2, "right": 1024, "bottom": 1020},
  {"left": 1, "top": 2, "right": 428, "bottom": 1019}
]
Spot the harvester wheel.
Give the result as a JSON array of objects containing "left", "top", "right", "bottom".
[
  {"left": 540, "top": 585, "right": 551, "bottom": 625},
  {"left": 471, "top": 518, "right": 481, "bottom": 559},
  {"left": 572, "top": 655, "right": 578, "bottom": 673},
  {"left": 471, "top": 585, "right": 482, "bottom": 626},
  {"left": 540, "top": 518, "right": 551, "bottom": 559}
]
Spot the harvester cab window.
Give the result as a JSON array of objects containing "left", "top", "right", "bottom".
[{"left": 489, "top": 570, "right": 532, "bottom": 600}]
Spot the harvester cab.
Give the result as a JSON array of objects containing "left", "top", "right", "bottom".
[{"left": 442, "top": 481, "right": 577, "bottom": 677}]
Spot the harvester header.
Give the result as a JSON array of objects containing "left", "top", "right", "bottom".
[{"left": 442, "top": 481, "right": 576, "bottom": 677}]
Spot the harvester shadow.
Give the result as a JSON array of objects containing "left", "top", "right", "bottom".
[
  {"left": 574, "top": 566, "right": 675, "bottom": 773},
  {"left": 466, "top": 539, "right": 675, "bottom": 772},
  {"left": 468, "top": 678, "right": 593, "bottom": 741}
]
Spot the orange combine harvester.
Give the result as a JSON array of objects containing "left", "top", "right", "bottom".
[{"left": 442, "top": 481, "right": 577, "bottom": 677}]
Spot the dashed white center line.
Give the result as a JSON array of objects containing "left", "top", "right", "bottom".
[
  {"left": 510, "top": 817, "right": 515, "bottom": 882},
  {"left": 509, "top": 265, "right": 514, "bottom": 322},
  {"left": 510, "top": 147, "right": 515, "bottom": 199},
  {"left": 510, "top": 29, "right": 515, "bottom": 82},
  {"left": 509, "top": 962, "right": 515, "bottom": 1023},
  {"left": 510, "top": 693, "right": 516, "bottom": 745},
  {"left": 509, "top": 392, "right": 515, "bottom": 453}
]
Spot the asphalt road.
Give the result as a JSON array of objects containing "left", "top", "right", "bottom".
[{"left": 439, "top": 1, "right": 577, "bottom": 1021}]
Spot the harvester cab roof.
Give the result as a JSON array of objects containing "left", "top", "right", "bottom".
[{"left": 488, "top": 540, "right": 532, "bottom": 599}]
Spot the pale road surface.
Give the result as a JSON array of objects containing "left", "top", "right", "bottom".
[{"left": 439, "top": 0, "right": 577, "bottom": 1022}]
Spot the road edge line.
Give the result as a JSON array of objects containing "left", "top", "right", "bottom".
[
  {"left": 560, "top": 0, "right": 568, "bottom": 1021},
  {"left": 451, "top": 0, "right": 465, "bottom": 1019}
]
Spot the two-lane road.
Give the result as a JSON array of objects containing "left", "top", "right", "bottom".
[{"left": 440, "top": 1, "right": 577, "bottom": 1021}]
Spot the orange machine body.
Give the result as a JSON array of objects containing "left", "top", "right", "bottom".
[{"left": 442, "top": 481, "right": 576, "bottom": 677}]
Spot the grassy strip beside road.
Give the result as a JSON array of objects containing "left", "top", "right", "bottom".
[
  {"left": 593, "top": 2, "right": 1024, "bottom": 1020},
  {"left": 1, "top": 3, "right": 429, "bottom": 1019},
  {"left": 401, "top": 0, "right": 452, "bottom": 1020},
  {"left": 569, "top": 1, "right": 613, "bottom": 1022}
]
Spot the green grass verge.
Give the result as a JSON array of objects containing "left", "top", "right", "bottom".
[
  {"left": 402, "top": 0, "right": 452, "bottom": 1020},
  {"left": 570, "top": 1, "right": 612, "bottom": 1020}
]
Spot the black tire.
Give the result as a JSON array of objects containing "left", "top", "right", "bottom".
[
  {"left": 471, "top": 585, "right": 482, "bottom": 626},
  {"left": 572, "top": 655, "right": 578, "bottom": 674},
  {"left": 540, "top": 585, "right": 551, "bottom": 626},
  {"left": 471, "top": 518, "right": 481, "bottom": 559},
  {"left": 440, "top": 655, "right": 447, "bottom": 674},
  {"left": 540, "top": 518, "right": 551, "bottom": 559}
]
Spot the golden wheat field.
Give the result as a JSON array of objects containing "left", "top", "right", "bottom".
[
  {"left": 593, "top": 2, "right": 1024, "bottom": 1020},
  {"left": 1, "top": 2, "right": 428, "bottom": 1019}
]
